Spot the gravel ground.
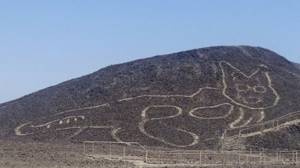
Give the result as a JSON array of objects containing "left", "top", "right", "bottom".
[
  {"left": 0, "top": 140, "right": 298, "bottom": 168},
  {"left": 0, "top": 140, "right": 135, "bottom": 168}
]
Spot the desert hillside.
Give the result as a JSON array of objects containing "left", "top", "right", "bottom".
[{"left": 1, "top": 46, "right": 300, "bottom": 150}]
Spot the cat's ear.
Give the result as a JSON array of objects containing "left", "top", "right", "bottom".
[
  {"left": 220, "top": 61, "right": 246, "bottom": 82},
  {"left": 251, "top": 65, "right": 270, "bottom": 84}
]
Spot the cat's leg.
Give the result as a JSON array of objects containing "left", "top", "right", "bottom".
[
  {"left": 228, "top": 107, "right": 255, "bottom": 129},
  {"left": 228, "top": 107, "right": 266, "bottom": 129},
  {"left": 188, "top": 103, "right": 238, "bottom": 141},
  {"left": 256, "top": 110, "right": 265, "bottom": 123},
  {"left": 139, "top": 105, "right": 199, "bottom": 148}
]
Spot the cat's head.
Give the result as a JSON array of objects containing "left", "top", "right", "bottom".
[{"left": 220, "top": 61, "right": 280, "bottom": 109}]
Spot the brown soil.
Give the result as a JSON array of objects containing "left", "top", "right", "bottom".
[{"left": 0, "top": 140, "right": 135, "bottom": 168}]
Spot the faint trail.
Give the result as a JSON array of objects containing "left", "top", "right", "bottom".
[{"left": 237, "top": 46, "right": 253, "bottom": 58}]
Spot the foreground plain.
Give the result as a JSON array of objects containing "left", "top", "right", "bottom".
[{"left": 0, "top": 140, "right": 299, "bottom": 168}]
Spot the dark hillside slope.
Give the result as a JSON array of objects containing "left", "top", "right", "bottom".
[
  {"left": 295, "top": 63, "right": 300, "bottom": 70},
  {"left": 1, "top": 46, "right": 300, "bottom": 150}
]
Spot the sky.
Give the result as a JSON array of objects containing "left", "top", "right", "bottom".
[{"left": 0, "top": 0, "right": 299, "bottom": 103}]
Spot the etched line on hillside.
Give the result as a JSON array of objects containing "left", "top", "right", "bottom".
[
  {"left": 239, "top": 117, "right": 253, "bottom": 128},
  {"left": 225, "top": 111, "right": 300, "bottom": 138},
  {"left": 118, "top": 87, "right": 219, "bottom": 102},
  {"left": 35, "top": 116, "right": 85, "bottom": 128},
  {"left": 111, "top": 127, "right": 124, "bottom": 144},
  {"left": 237, "top": 46, "right": 253, "bottom": 58},
  {"left": 257, "top": 110, "right": 265, "bottom": 123},
  {"left": 55, "top": 104, "right": 110, "bottom": 116},
  {"left": 56, "top": 126, "right": 82, "bottom": 131},
  {"left": 220, "top": 61, "right": 280, "bottom": 110},
  {"left": 229, "top": 108, "right": 244, "bottom": 129},
  {"left": 189, "top": 103, "right": 234, "bottom": 120},
  {"left": 219, "top": 61, "right": 281, "bottom": 127},
  {"left": 14, "top": 115, "right": 85, "bottom": 137},
  {"left": 241, "top": 119, "right": 300, "bottom": 138},
  {"left": 54, "top": 87, "right": 219, "bottom": 116},
  {"left": 15, "top": 122, "right": 33, "bottom": 136},
  {"left": 14, "top": 61, "right": 287, "bottom": 148},
  {"left": 139, "top": 105, "right": 199, "bottom": 147}
]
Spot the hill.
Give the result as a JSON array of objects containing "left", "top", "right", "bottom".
[
  {"left": 295, "top": 63, "right": 300, "bottom": 70},
  {"left": 1, "top": 46, "right": 300, "bottom": 150}
]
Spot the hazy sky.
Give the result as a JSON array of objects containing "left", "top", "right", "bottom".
[{"left": 0, "top": 0, "right": 299, "bottom": 103}]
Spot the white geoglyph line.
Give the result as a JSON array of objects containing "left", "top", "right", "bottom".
[
  {"left": 15, "top": 61, "right": 286, "bottom": 148},
  {"left": 118, "top": 87, "right": 218, "bottom": 102},
  {"left": 240, "top": 119, "right": 300, "bottom": 138},
  {"left": 219, "top": 61, "right": 281, "bottom": 128},
  {"left": 68, "top": 128, "right": 86, "bottom": 139},
  {"left": 33, "top": 115, "right": 85, "bottom": 128},
  {"left": 238, "top": 117, "right": 253, "bottom": 128},
  {"left": 139, "top": 120, "right": 199, "bottom": 148},
  {"left": 265, "top": 73, "right": 280, "bottom": 106},
  {"left": 139, "top": 105, "right": 199, "bottom": 147},
  {"left": 228, "top": 111, "right": 300, "bottom": 131},
  {"left": 14, "top": 116, "right": 85, "bottom": 136},
  {"left": 56, "top": 127, "right": 82, "bottom": 131},
  {"left": 56, "top": 125, "right": 113, "bottom": 136},
  {"left": 15, "top": 122, "right": 33, "bottom": 136},
  {"left": 257, "top": 110, "right": 265, "bottom": 123},
  {"left": 229, "top": 108, "right": 244, "bottom": 129},
  {"left": 225, "top": 111, "right": 300, "bottom": 138},
  {"left": 19, "top": 61, "right": 267, "bottom": 136},
  {"left": 141, "top": 105, "right": 183, "bottom": 120},
  {"left": 88, "top": 126, "right": 113, "bottom": 129},
  {"left": 57, "top": 126, "right": 115, "bottom": 139},
  {"left": 111, "top": 127, "right": 124, "bottom": 144},
  {"left": 53, "top": 87, "right": 218, "bottom": 116},
  {"left": 220, "top": 61, "right": 280, "bottom": 110},
  {"left": 15, "top": 86, "right": 218, "bottom": 139},
  {"left": 54, "top": 104, "right": 110, "bottom": 116},
  {"left": 188, "top": 103, "right": 234, "bottom": 120}
]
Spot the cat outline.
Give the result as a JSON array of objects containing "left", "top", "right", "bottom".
[{"left": 15, "top": 61, "right": 281, "bottom": 148}]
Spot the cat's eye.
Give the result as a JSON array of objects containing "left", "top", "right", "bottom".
[
  {"left": 253, "top": 86, "right": 267, "bottom": 93},
  {"left": 236, "top": 84, "right": 249, "bottom": 91}
]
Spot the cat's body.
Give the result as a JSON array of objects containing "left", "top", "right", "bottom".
[{"left": 15, "top": 61, "right": 280, "bottom": 148}]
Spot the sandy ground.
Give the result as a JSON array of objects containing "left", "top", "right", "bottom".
[
  {"left": 0, "top": 140, "right": 135, "bottom": 168},
  {"left": 0, "top": 140, "right": 298, "bottom": 168}
]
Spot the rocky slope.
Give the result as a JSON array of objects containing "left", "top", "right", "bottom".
[
  {"left": 295, "top": 63, "right": 300, "bottom": 70},
  {"left": 1, "top": 46, "right": 300, "bottom": 150}
]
